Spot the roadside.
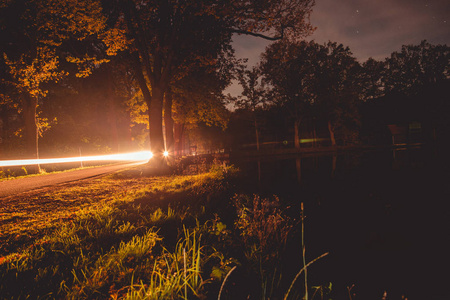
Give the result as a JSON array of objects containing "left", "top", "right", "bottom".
[
  {"left": 0, "top": 161, "right": 146, "bottom": 198},
  {"left": 0, "top": 161, "right": 319, "bottom": 300},
  {"left": 0, "top": 163, "right": 244, "bottom": 299}
]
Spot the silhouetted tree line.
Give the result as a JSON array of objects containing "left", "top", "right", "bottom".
[{"left": 227, "top": 40, "right": 450, "bottom": 151}]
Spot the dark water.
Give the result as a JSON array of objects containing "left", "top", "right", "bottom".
[{"left": 231, "top": 147, "right": 450, "bottom": 300}]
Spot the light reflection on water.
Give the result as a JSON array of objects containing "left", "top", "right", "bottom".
[{"left": 231, "top": 147, "right": 450, "bottom": 300}]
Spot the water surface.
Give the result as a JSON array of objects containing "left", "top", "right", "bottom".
[{"left": 232, "top": 147, "right": 450, "bottom": 300}]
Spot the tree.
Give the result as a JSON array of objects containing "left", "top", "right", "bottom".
[
  {"left": 384, "top": 40, "right": 450, "bottom": 95},
  {"left": 315, "top": 42, "right": 362, "bottom": 146},
  {"left": 170, "top": 61, "right": 231, "bottom": 155},
  {"left": 0, "top": 0, "right": 126, "bottom": 166},
  {"left": 123, "top": 53, "right": 232, "bottom": 156},
  {"left": 261, "top": 40, "right": 323, "bottom": 149},
  {"left": 108, "top": 0, "right": 314, "bottom": 162},
  {"left": 361, "top": 57, "right": 386, "bottom": 101},
  {"left": 261, "top": 40, "right": 362, "bottom": 148},
  {"left": 235, "top": 66, "right": 268, "bottom": 151}
]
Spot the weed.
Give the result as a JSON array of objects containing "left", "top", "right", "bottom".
[{"left": 233, "top": 194, "right": 294, "bottom": 299}]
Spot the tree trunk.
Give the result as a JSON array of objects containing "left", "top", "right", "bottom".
[
  {"left": 254, "top": 117, "right": 260, "bottom": 151},
  {"left": 148, "top": 85, "right": 165, "bottom": 162},
  {"left": 328, "top": 120, "right": 336, "bottom": 147},
  {"left": 296, "top": 157, "right": 302, "bottom": 184},
  {"left": 106, "top": 68, "right": 120, "bottom": 153},
  {"left": 294, "top": 119, "right": 301, "bottom": 149},
  {"left": 164, "top": 91, "right": 174, "bottom": 153},
  {"left": 174, "top": 123, "right": 184, "bottom": 156},
  {"left": 22, "top": 93, "right": 40, "bottom": 173},
  {"left": 313, "top": 119, "right": 317, "bottom": 147},
  {"left": 0, "top": 108, "right": 5, "bottom": 157},
  {"left": 107, "top": 96, "right": 120, "bottom": 153},
  {"left": 331, "top": 153, "right": 337, "bottom": 178},
  {"left": 127, "top": 122, "right": 133, "bottom": 152}
]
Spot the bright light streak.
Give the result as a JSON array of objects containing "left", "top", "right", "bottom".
[
  {"left": 0, "top": 151, "right": 153, "bottom": 167},
  {"left": 163, "top": 151, "right": 169, "bottom": 157}
]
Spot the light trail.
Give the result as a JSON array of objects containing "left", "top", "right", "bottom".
[{"left": 0, "top": 151, "right": 153, "bottom": 167}]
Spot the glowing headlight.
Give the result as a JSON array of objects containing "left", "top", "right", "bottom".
[{"left": 163, "top": 151, "right": 169, "bottom": 157}]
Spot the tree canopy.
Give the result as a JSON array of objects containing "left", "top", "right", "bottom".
[
  {"left": 0, "top": 0, "right": 126, "bottom": 164},
  {"left": 105, "top": 0, "right": 315, "bottom": 160},
  {"left": 260, "top": 40, "right": 362, "bottom": 147}
]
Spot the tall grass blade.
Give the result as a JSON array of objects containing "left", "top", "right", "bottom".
[
  {"left": 284, "top": 253, "right": 329, "bottom": 300},
  {"left": 301, "top": 202, "right": 308, "bottom": 300},
  {"left": 184, "top": 247, "right": 187, "bottom": 300},
  {"left": 218, "top": 266, "right": 237, "bottom": 300}
]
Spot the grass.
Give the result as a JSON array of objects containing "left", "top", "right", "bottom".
[
  {"left": 0, "top": 162, "right": 330, "bottom": 299},
  {"left": 124, "top": 227, "right": 205, "bottom": 300},
  {"left": 0, "top": 163, "right": 238, "bottom": 298},
  {"left": 0, "top": 163, "right": 110, "bottom": 182}
]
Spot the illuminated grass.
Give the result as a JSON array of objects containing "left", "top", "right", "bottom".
[
  {"left": 0, "top": 164, "right": 237, "bottom": 299},
  {"left": 0, "top": 164, "right": 233, "bottom": 254},
  {"left": 0, "top": 164, "right": 104, "bottom": 182},
  {"left": 0, "top": 163, "right": 324, "bottom": 299}
]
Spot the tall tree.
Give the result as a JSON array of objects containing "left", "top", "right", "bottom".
[
  {"left": 261, "top": 40, "right": 323, "bottom": 149},
  {"left": 0, "top": 0, "right": 126, "bottom": 166},
  {"left": 109, "top": 0, "right": 314, "bottom": 161},
  {"left": 171, "top": 64, "right": 231, "bottom": 155},
  {"left": 261, "top": 40, "right": 362, "bottom": 148},
  {"left": 236, "top": 66, "right": 267, "bottom": 151},
  {"left": 315, "top": 42, "right": 362, "bottom": 146}
]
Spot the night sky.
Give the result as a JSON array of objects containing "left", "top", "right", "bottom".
[{"left": 227, "top": 0, "right": 450, "bottom": 96}]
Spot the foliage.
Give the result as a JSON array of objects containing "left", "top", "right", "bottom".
[
  {"left": 106, "top": 0, "right": 315, "bottom": 156},
  {"left": 234, "top": 194, "right": 292, "bottom": 253},
  {"left": 314, "top": 42, "right": 362, "bottom": 145},
  {"left": 124, "top": 227, "right": 205, "bottom": 300},
  {"left": 235, "top": 66, "right": 268, "bottom": 110},
  {"left": 0, "top": 162, "right": 340, "bottom": 299},
  {"left": 0, "top": 0, "right": 127, "bottom": 160},
  {"left": 1, "top": 0, "right": 126, "bottom": 96},
  {"left": 233, "top": 65, "right": 268, "bottom": 150},
  {"left": 233, "top": 194, "right": 294, "bottom": 299},
  {"left": 261, "top": 40, "right": 362, "bottom": 146},
  {"left": 0, "top": 165, "right": 237, "bottom": 299},
  {"left": 361, "top": 58, "right": 386, "bottom": 101},
  {"left": 384, "top": 40, "right": 450, "bottom": 95}
]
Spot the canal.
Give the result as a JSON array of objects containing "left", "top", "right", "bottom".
[{"left": 231, "top": 146, "right": 450, "bottom": 300}]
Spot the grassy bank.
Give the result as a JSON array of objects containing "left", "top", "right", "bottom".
[{"left": 0, "top": 163, "right": 326, "bottom": 299}]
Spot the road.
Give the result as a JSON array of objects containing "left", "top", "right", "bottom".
[{"left": 0, "top": 161, "right": 145, "bottom": 198}]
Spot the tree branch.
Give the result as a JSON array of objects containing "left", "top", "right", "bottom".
[
  {"left": 231, "top": 27, "right": 285, "bottom": 41},
  {"left": 122, "top": 0, "right": 155, "bottom": 86},
  {"left": 132, "top": 53, "right": 152, "bottom": 105}
]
